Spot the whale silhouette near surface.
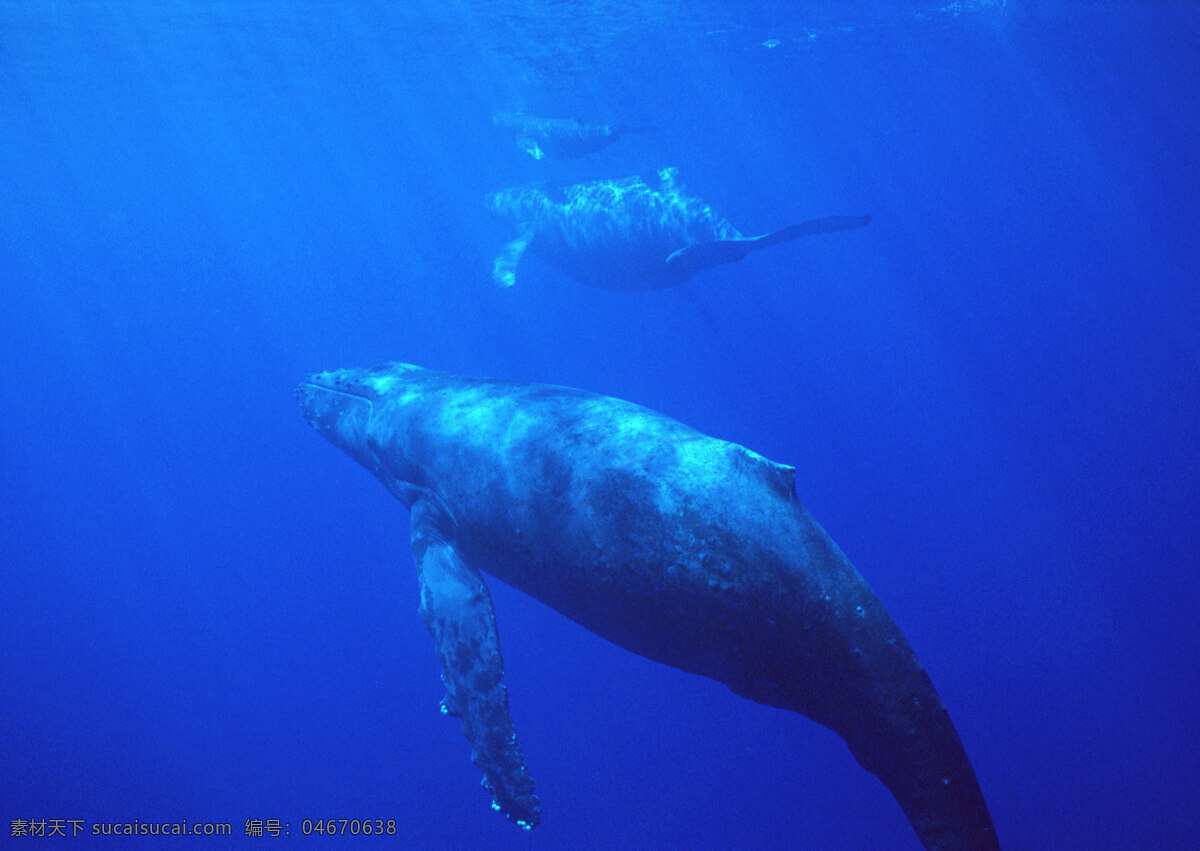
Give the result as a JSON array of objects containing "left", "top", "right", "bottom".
[
  {"left": 486, "top": 168, "right": 870, "bottom": 291},
  {"left": 297, "top": 362, "right": 999, "bottom": 850},
  {"left": 493, "top": 112, "right": 660, "bottom": 160}
]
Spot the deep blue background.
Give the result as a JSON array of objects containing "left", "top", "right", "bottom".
[{"left": 2, "top": 2, "right": 1197, "bottom": 847}]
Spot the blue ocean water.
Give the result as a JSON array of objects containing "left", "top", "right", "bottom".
[{"left": 2, "top": 1, "right": 1198, "bottom": 847}]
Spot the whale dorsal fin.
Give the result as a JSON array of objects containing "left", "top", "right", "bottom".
[
  {"left": 665, "top": 215, "right": 872, "bottom": 282},
  {"left": 733, "top": 446, "right": 797, "bottom": 500},
  {"left": 657, "top": 167, "right": 680, "bottom": 192},
  {"left": 493, "top": 224, "right": 535, "bottom": 288}
]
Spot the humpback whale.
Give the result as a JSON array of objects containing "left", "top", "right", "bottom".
[
  {"left": 297, "top": 363, "right": 999, "bottom": 850},
  {"left": 493, "top": 112, "right": 659, "bottom": 160},
  {"left": 486, "top": 168, "right": 870, "bottom": 291}
]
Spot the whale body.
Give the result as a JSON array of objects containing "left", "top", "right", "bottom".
[
  {"left": 493, "top": 112, "right": 659, "bottom": 160},
  {"left": 486, "top": 168, "right": 869, "bottom": 291},
  {"left": 297, "top": 362, "right": 998, "bottom": 849}
]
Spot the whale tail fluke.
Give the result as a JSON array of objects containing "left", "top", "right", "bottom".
[
  {"left": 664, "top": 214, "right": 871, "bottom": 282},
  {"left": 755, "top": 214, "right": 872, "bottom": 248}
]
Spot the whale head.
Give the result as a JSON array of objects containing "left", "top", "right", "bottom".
[{"left": 296, "top": 364, "right": 431, "bottom": 495}]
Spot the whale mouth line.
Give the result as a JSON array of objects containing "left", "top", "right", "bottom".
[
  {"left": 300, "top": 380, "right": 374, "bottom": 401},
  {"left": 295, "top": 382, "right": 378, "bottom": 434}
]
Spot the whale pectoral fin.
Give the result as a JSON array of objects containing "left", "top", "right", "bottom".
[
  {"left": 410, "top": 500, "right": 540, "bottom": 829},
  {"left": 517, "top": 137, "right": 545, "bottom": 160},
  {"left": 492, "top": 225, "right": 535, "bottom": 288},
  {"left": 664, "top": 215, "right": 872, "bottom": 281}
]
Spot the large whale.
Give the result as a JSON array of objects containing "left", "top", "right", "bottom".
[
  {"left": 486, "top": 167, "right": 870, "bottom": 290},
  {"left": 297, "top": 363, "right": 999, "bottom": 849},
  {"left": 493, "top": 112, "right": 660, "bottom": 160}
]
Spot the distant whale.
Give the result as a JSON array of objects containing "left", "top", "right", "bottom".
[
  {"left": 486, "top": 168, "right": 870, "bottom": 291},
  {"left": 493, "top": 112, "right": 660, "bottom": 160},
  {"left": 297, "top": 362, "right": 999, "bottom": 849}
]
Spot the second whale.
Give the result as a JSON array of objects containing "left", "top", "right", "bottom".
[{"left": 487, "top": 167, "right": 870, "bottom": 291}]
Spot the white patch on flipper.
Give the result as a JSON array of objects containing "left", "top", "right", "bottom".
[
  {"left": 493, "top": 225, "right": 535, "bottom": 288},
  {"left": 518, "top": 138, "right": 544, "bottom": 160}
]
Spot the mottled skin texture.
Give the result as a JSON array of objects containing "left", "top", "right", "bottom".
[
  {"left": 297, "top": 363, "right": 999, "bottom": 850},
  {"left": 486, "top": 168, "right": 870, "bottom": 291},
  {"left": 493, "top": 112, "right": 657, "bottom": 160}
]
